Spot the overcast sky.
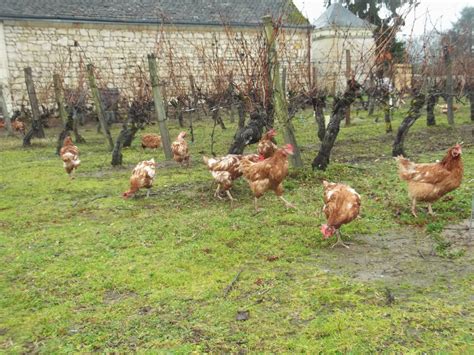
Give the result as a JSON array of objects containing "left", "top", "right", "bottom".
[{"left": 293, "top": 0, "right": 472, "bottom": 37}]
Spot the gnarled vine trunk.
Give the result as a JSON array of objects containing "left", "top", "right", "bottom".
[
  {"left": 111, "top": 122, "right": 140, "bottom": 166},
  {"left": 392, "top": 91, "right": 426, "bottom": 157},
  {"left": 228, "top": 110, "right": 266, "bottom": 154},
  {"left": 237, "top": 100, "right": 246, "bottom": 129},
  {"left": 312, "top": 80, "right": 360, "bottom": 171},
  {"left": 426, "top": 92, "right": 438, "bottom": 127},
  {"left": 72, "top": 109, "right": 86, "bottom": 144},
  {"left": 312, "top": 110, "right": 344, "bottom": 171},
  {"left": 23, "top": 67, "right": 45, "bottom": 146},
  {"left": 311, "top": 95, "right": 326, "bottom": 142}
]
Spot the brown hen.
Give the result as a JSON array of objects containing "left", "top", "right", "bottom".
[
  {"left": 123, "top": 159, "right": 156, "bottom": 199},
  {"left": 321, "top": 181, "right": 361, "bottom": 248},
  {"left": 203, "top": 154, "right": 259, "bottom": 206},
  {"left": 395, "top": 144, "right": 463, "bottom": 217},
  {"left": 241, "top": 144, "right": 295, "bottom": 211},
  {"left": 59, "top": 136, "right": 81, "bottom": 179},
  {"left": 141, "top": 134, "right": 161, "bottom": 149},
  {"left": 171, "top": 131, "right": 190, "bottom": 166}
]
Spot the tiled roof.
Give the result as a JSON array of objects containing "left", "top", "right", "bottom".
[
  {"left": 0, "top": 0, "right": 309, "bottom": 27},
  {"left": 313, "top": 3, "right": 374, "bottom": 30}
]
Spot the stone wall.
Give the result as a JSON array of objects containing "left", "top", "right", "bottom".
[{"left": 0, "top": 20, "right": 309, "bottom": 111}]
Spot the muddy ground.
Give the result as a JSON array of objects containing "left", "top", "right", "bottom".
[{"left": 316, "top": 220, "right": 473, "bottom": 295}]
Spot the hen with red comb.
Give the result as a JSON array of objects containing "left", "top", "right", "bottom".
[
  {"left": 241, "top": 144, "right": 296, "bottom": 211},
  {"left": 395, "top": 143, "right": 464, "bottom": 217}
]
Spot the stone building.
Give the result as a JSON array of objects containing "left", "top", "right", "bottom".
[
  {"left": 393, "top": 63, "right": 412, "bottom": 92},
  {"left": 311, "top": 2, "right": 375, "bottom": 94},
  {"left": 0, "top": 0, "right": 310, "bottom": 112}
]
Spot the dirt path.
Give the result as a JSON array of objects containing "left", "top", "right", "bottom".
[{"left": 317, "top": 220, "right": 473, "bottom": 288}]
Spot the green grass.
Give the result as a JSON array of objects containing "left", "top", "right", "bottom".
[{"left": 1, "top": 104, "right": 473, "bottom": 352}]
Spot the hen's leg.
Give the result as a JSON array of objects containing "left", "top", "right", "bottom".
[
  {"left": 278, "top": 195, "right": 296, "bottom": 209},
  {"left": 214, "top": 185, "right": 221, "bottom": 199},
  {"left": 427, "top": 203, "right": 435, "bottom": 216},
  {"left": 330, "top": 230, "right": 350, "bottom": 249},
  {"left": 253, "top": 197, "right": 261, "bottom": 212},
  {"left": 225, "top": 190, "right": 236, "bottom": 208},
  {"left": 216, "top": 187, "right": 224, "bottom": 200},
  {"left": 146, "top": 188, "right": 151, "bottom": 199},
  {"left": 411, "top": 198, "right": 418, "bottom": 217}
]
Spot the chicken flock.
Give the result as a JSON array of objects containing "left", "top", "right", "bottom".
[
  {"left": 58, "top": 131, "right": 464, "bottom": 248},
  {"left": 0, "top": 119, "right": 26, "bottom": 134}
]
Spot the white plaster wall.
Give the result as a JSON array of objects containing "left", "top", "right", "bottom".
[
  {"left": 311, "top": 27, "right": 375, "bottom": 93},
  {"left": 0, "top": 21, "right": 13, "bottom": 113}
]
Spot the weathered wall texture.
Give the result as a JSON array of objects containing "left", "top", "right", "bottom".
[
  {"left": 311, "top": 27, "right": 375, "bottom": 94},
  {"left": 0, "top": 20, "right": 309, "bottom": 111},
  {"left": 393, "top": 64, "right": 412, "bottom": 92},
  {"left": 0, "top": 22, "right": 12, "bottom": 110}
]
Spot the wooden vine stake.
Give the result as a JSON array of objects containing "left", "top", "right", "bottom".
[
  {"left": 262, "top": 15, "right": 303, "bottom": 168},
  {"left": 86, "top": 64, "right": 114, "bottom": 150},
  {"left": 148, "top": 53, "right": 172, "bottom": 160}
]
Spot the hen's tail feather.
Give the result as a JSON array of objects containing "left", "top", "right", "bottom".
[{"left": 203, "top": 155, "right": 221, "bottom": 170}]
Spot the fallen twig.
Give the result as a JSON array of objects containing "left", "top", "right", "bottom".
[
  {"left": 90, "top": 194, "right": 109, "bottom": 202},
  {"left": 223, "top": 269, "right": 244, "bottom": 298},
  {"left": 346, "top": 165, "right": 368, "bottom": 171},
  {"left": 443, "top": 226, "right": 469, "bottom": 231}
]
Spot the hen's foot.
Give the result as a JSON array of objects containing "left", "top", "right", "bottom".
[
  {"left": 427, "top": 204, "right": 435, "bottom": 216},
  {"left": 331, "top": 238, "right": 350, "bottom": 249},
  {"left": 330, "top": 233, "right": 350, "bottom": 249},
  {"left": 278, "top": 196, "right": 297, "bottom": 210},
  {"left": 411, "top": 199, "right": 418, "bottom": 217}
]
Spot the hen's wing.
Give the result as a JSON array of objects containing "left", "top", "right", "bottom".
[
  {"left": 241, "top": 157, "right": 272, "bottom": 181},
  {"left": 176, "top": 141, "right": 188, "bottom": 156},
  {"left": 171, "top": 141, "right": 181, "bottom": 154},
  {"left": 258, "top": 140, "right": 277, "bottom": 158},
  {"left": 396, "top": 156, "right": 451, "bottom": 184},
  {"left": 60, "top": 145, "right": 79, "bottom": 162},
  {"left": 323, "top": 183, "right": 361, "bottom": 227},
  {"left": 133, "top": 162, "right": 155, "bottom": 179}
]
